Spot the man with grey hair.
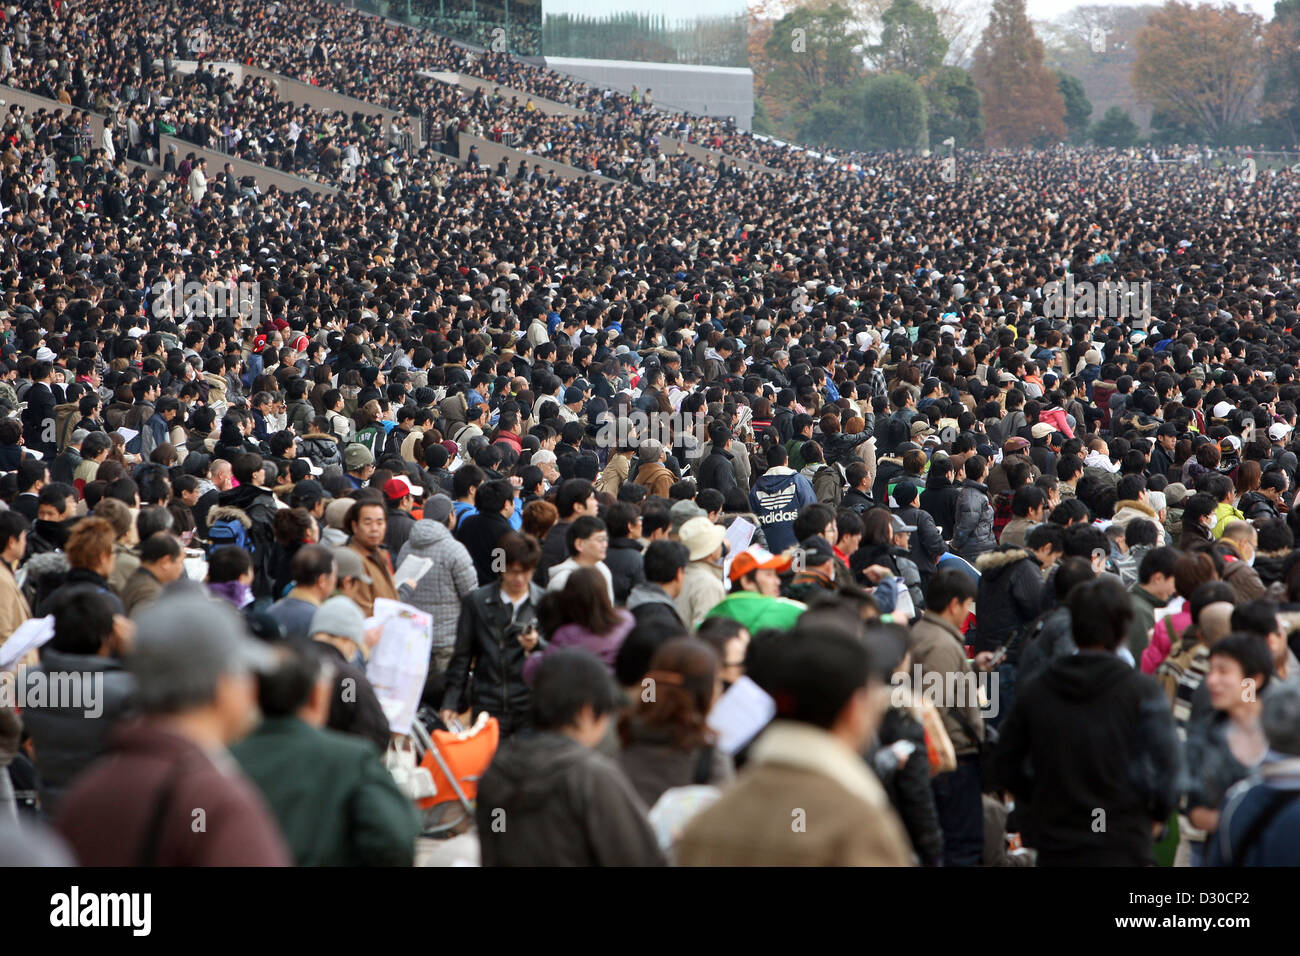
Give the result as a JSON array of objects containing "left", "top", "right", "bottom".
[
  {"left": 1210, "top": 682, "right": 1300, "bottom": 865},
  {"left": 54, "top": 596, "right": 291, "bottom": 865},
  {"left": 51, "top": 428, "right": 89, "bottom": 485}
]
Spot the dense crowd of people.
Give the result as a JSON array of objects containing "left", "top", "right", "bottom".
[{"left": 1, "top": 0, "right": 1300, "bottom": 869}]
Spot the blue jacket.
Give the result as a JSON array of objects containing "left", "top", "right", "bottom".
[
  {"left": 1209, "top": 758, "right": 1300, "bottom": 866},
  {"left": 749, "top": 467, "right": 816, "bottom": 552}
]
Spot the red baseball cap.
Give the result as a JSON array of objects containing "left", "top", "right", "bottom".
[{"left": 383, "top": 476, "right": 424, "bottom": 501}]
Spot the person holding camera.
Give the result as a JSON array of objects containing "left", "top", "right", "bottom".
[{"left": 441, "top": 531, "right": 546, "bottom": 737}]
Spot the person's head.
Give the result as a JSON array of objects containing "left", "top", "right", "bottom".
[
  {"left": 696, "top": 616, "right": 750, "bottom": 689},
  {"left": 254, "top": 642, "right": 335, "bottom": 726},
  {"left": 1138, "top": 546, "right": 1181, "bottom": 601},
  {"left": 1231, "top": 599, "right": 1288, "bottom": 670},
  {"left": 1221, "top": 521, "right": 1258, "bottom": 563},
  {"left": 531, "top": 648, "right": 624, "bottom": 747},
  {"left": 51, "top": 585, "right": 119, "bottom": 657},
  {"left": 925, "top": 566, "right": 977, "bottom": 625},
  {"left": 309, "top": 594, "right": 367, "bottom": 661},
  {"left": 620, "top": 638, "right": 720, "bottom": 751},
  {"left": 557, "top": 478, "right": 597, "bottom": 519},
  {"left": 0, "top": 510, "right": 29, "bottom": 564},
  {"left": 36, "top": 482, "right": 76, "bottom": 521},
  {"left": 1025, "top": 522, "right": 1065, "bottom": 567},
  {"left": 1068, "top": 576, "right": 1132, "bottom": 651},
  {"left": 1207, "top": 633, "right": 1273, "bottom": 714},
  {"left": 208, "top": 546, "right": 254, "bottom": 586},
  {"left": 129, "top": 595, "right": 272, "bottom": 743},
  {"left": 767, "top": 615, "right": 885, "bottom": 749},
  {"left": 1261, "top": 682, "right": 1300, "bottom": 758},
  {"left": 554, "top": 565, "right": 620, "bottom": 636},
  {"left": 345, "top": 499, "right": 387, "bottom": 550},
  {"left": 138, "top": 531, "right": 185, "bottom": 583},
  {"left": 66, "top": 515, "right": 116, "bottom": 577},
  {"left": 566, "top": 515, "right": 609, "bottom": 564},
  {"left": 17, "top": 459, "right": 47, "bottom": 494},
  {"left": 474, "top": 479, "right": 514, "bottom": 518},
  {"left": 291, "top": 543, "right": 338, "bottom": 597},
  {"left": 643, "top": 539, "right": 688, "bottom": 596},
  {"left": 495, "top": 531, "right": 542, "bottom": 593},
  {"left": 1012, "top": 484, "right": 1046, "bottom": 521}
]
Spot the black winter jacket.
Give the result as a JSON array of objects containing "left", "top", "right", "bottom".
[
  {"left": 972, "top": 547, "right": 1044, "bottom": 654},
  {"left": 920, "top": 474, "right": 960, "bottom": 539},
  {"left": 603, "top": 538, "right": 646, "bottom": 605},
  {"left": 22, "top": 649, "right": 135, "bottom": 813},
  {"left": 696, "top": 447, "right": 738, "bottom": 497},
  {"left": 994, "top": 651, "right": 1182, "bottom": 866},
  {"left": 876, "top": 706, "right": 944, "bottom": 866},
  {"left": 442, "top": 581, "right": 546, "bottom": 735}
]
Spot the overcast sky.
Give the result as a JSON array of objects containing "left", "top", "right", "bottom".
[{"left": 1028, "top": 0, "right": 1275, "bottom": 22}]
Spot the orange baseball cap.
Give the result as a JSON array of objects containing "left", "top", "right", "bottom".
[{"left": 728, "top": 546, "right": 793, "bottom": 582}]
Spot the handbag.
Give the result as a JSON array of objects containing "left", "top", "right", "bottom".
[
  {"left": 385, "top": 735, "right": 436, "bottom": 801},
  {"left": 950, "top": 705, "right": 999, "bottom": 792},
  {"left": 917, "top": 697, "right": 957, "bottom": 776}
]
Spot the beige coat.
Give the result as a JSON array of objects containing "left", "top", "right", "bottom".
[
  {"left": 595, "top": 452, "right": 632, "bottom": 497},
  {"left": 676, "top": 559, "right": 727, "bottom": 628},
  {"left": 634, "top": 460, "right": 675, "bottom": 499},
  {"left": 677, "top": 720, "right": 914, "bottom": 866},
  {"left": 0, "top": 559, "right": 30, "bottom": 644},
  {"left": 908, "top": 611, "right": 985, "bottom": 756}
]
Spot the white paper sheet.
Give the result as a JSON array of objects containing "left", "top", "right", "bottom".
[
  {"left": 0, "top": 615, "right": 55, "bottom": 670},
  {"left": 115, "top": 427, "right": 140, "bottom": 445},
  {"left": 393, "top": 554, "right": 434, "bottom": 588},
  {"left": 720, "top": 517, "right": 756, "bottom": 578},
  {"left": 366, "top": 598, "right": 433, "bottom": 734},
  {"left": 706, "top": 676, "right": 776, "bottom": 755}
]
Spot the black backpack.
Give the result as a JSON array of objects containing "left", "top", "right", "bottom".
[{"left": 880, "top": 412, "right": 910, "bottom": 455}]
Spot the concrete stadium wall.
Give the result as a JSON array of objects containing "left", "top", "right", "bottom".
[
  {"left": 160, "top": 135, "right": 339, "bottom": 198},
  {"left": 446, "top": 74, "right": 586, "bottom": 118},
  {"left": 458, "top": 132, "right": 615, "bottom": 184},
  {"left": 659, "top": 134, "right": 782, "bottom": 176},
  {"left": 174, "top": 61, "right": 411, "bottom": 140},
  {"left": 542, "top": 56, "right": 753, "bottom": 131}
]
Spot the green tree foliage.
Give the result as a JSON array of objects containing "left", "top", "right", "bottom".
[
  {"left": 923, "top": 65, "right": 984, "bottom": 146},
  {"left": 764, "top": 4, "right": 868, "bottom": 118},
  {"left": 1057, "top": 71, "right": 1093, "bottom": 143},
  {"left": 1090, "top": 105, "right": 1138, "bottom": 146},
  {"left": 867, "top": 0, "right": 949, "bottom": 79},
  {"left": 798, "top": 73, "right": 928, "bottom": 151}
]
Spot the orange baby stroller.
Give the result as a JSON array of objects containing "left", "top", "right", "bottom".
[{"left": 411, "top": 708, "right": 500, "bottom": 836}]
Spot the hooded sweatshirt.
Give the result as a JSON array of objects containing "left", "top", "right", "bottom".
[
  {"left": 993, "top": 651, "right": 1182, "bottom": 866},
  {"left": 749, "top": 466, "right": 817, "bottom": 552},
  {"left": 475, "top": 731, "right": 665, "bottom": 867}
]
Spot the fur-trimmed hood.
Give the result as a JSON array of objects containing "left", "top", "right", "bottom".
[
  {"left": 974, "top": 547, "right": 1032, "bottom": 572},
  {"left": 1114, "top": 499, "right": 1158, "bottom": 520},
  {"left": 206, "top": 505, "right": 252, "bottom": 528}
]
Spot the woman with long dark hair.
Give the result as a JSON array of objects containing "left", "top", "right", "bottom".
[
  {"left": 618, "top": 638, "right": 733, "bottom": 808},
  {"left": 526, "top": 566, "right": 635, "bottom": 683}
]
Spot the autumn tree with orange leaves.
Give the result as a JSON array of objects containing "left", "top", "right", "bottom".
[
  {"left": 970, "top": 0, "right": 1066, "bottom": 146},
  {"left": 1132, "top": 1, "right": 1263, "bottom": 143}
]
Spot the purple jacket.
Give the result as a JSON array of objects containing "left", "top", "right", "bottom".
[{"left": 524, "top": 609, "right": 635, "bottom": 684}]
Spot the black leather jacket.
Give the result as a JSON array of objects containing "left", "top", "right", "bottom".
[{"left": 442, "top": 581, "right": 546, "bottom": 735}]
